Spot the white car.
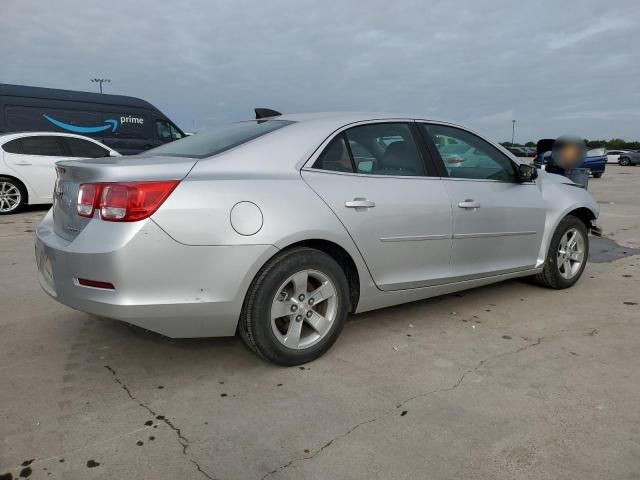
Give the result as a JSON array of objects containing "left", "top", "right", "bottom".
[
  {"left": 606, "top": 149, "right": 629, "bottom": 164},
  {"left": 0, "top": 132, "right": 120, "bottom": 214}
]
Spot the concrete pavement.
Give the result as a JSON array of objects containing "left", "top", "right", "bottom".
[{"left": 1, "top": 166, "right": 639, "bottom": 479}]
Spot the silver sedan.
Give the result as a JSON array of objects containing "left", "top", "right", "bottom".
[{"left": 36, "top": 113, "right": 601, "bottom": 365}]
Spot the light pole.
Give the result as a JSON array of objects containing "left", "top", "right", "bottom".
[
  {"left": 90, "top": 78, "right": 110, "bottom": 94},
  {"left": 511, "top": 119, "right": 517, "bottom": 145}
]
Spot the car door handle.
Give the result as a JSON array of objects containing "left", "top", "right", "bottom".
[
  {"left": 345, "top": 199, "right": 376, "bottom": 209},
  {"left": 457, "top": 199, "right": 480, "bottom": 209},
  {"left": 14, "top": 162, "right": 32, "bottom": 166}
]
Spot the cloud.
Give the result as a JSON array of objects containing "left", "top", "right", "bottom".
[
  {"left": 546, "top": 18, "right": 634, "bottom": 50},
  {"left": 1, "top": 0, "right": 639, "bottom": 142}
]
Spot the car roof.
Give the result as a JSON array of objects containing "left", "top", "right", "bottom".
[
  {"left": 0, "top": 131, "right": 115, "bottom": 149},
  {"left": 276, "top": 111, "right": 457, "bottom": 125}
]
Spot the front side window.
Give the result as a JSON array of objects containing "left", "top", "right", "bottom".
[
  {"left": 64, "top": 138, "right": 109, "bottom": 158},
  {"left": 147, "top": 120, "right": 292, "bottom": 158},
  {"left": 156, "top": 120, "right": 172, "bottom": 141},
  {"left": 422, "top": 124, "right": 516, "bottom": 182},
  {"left": 313, "top": 123, "right": 426, "bottom": 176},
  {"left": 20, "top": 136, "right": 65, "bottom": 156},
  {"left": 168, "top": 123, "right": 184, "bottom": 140}
]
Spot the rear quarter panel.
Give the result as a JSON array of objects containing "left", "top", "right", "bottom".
[{"left": 151, "top": 167, "right": 378, "bottom": 309}]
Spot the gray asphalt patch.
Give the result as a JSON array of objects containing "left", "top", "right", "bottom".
[{"left": 589, "top": 236, "right": 640, "bottom": 263}]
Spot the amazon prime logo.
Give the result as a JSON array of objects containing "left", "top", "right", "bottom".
[
  {"left": 43, "top": 114, "right": 146, "bottom": 134},
  {"left": 43, "top": 114, "right": 118, "bottom": 134}
]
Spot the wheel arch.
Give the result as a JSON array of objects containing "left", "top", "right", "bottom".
[
  {"left": 538, "top": 203, "right": 598, "bottom": 267},
  {"left": 567, "top": 207, "right": 596, "bottom": 231},
  {"left": 272, "top": 238, "right": 361, "bottom": 312},
  {"left": 0, "top": 173, "right": 30, "bottom": 204}
]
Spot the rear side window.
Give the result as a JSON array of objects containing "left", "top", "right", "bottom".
[
  {"left": 146, "top": 120, "right": 293, "bottom": 158},
  {"left": 313, "top": 123, "right": 426, "bottom": 176},
  {"left": 20, "top": 136, "right": 65, "bottom": 156},
  {"left": 2, "top": 139, "right": 23, "bottom": 154},
  {"left": 64, "top": 137, "right": 109, "bottom": 158},
  {"left": 313, "top": 135, "right": 354, "bottom": 173}
]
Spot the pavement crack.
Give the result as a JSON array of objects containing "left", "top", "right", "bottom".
[
  {"left": 261, "top": 337, "right": 542, "bottom": 479},
  {"left": 104, "top": 365, "right": 217, "bottom": 480}
]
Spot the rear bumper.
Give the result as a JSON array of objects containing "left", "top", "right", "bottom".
[{"left": 35, "top": 210, "right": 278, "bottom": 337}]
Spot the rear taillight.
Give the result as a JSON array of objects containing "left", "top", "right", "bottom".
[
  {"left": 76, "top": 181, "right": 179, "bottom": 222},
  {"left": 77, "top": 184, "right": 100, "bottom": 217}
]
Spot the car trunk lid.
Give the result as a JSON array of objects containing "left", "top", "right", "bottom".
[{"left": 52, "top": 155, "right": 197, "bottom": 241}]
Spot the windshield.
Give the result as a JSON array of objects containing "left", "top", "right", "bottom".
[{"left": 144, "top": 120, "right": 293, "bottom": 158}]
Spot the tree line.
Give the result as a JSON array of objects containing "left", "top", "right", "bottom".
[{"left": 501, "top": 139, "right": 640, "bottom": 150}]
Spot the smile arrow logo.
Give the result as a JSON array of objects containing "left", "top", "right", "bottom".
[{"left": 43, "top": 114, "right": 118, "bottom": 134}]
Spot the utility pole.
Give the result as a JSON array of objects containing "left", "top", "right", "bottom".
[
  {"left": 90, "top": 78, "right": 111, "bottom": 94},
  {"left": 511, "top": 119, "right": 517, "bottom": 145}
]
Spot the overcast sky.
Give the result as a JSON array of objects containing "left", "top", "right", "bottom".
[{"left": 2, "top": 0, "right": 639, "bottom": 142}]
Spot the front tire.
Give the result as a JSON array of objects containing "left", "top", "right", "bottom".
[
  {"left": 619, "top": 157, "right": 631, "bottom": 166},
  {"left": 0, "top": 177, "right": 27, "bottom": 215},
  {"left": 239, "top": 247, "right": 349, "bottom": 366},
  {"left": 533, "top": 215, "right": 589, "bottom": 289},
  {"left": 592, "top": 172, "right": 602, "bottom": 178}
]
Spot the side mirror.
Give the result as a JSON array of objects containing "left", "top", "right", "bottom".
[
  {"left": 109, "top": 150, "right": 121, "bottom": 157},
  {"left": 517, "top": 163, "right": 538, "bottom": 182}
]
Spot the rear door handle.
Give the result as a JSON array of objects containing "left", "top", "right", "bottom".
[
  {"left": 457, "top": 199, "right": 480, "bottom": 209},
  {"left": 345, "top": 199, "right": 376, "bottom": 209},
  {"left": 14, "top": 162, "right": 32, "bottom": 166}
]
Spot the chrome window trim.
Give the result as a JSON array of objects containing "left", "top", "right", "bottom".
[{"left": 301, "top": 168, "right": 444, "bottom": 181}]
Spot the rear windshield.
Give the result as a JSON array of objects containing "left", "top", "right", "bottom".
[{"left": 144, "top": 120, "right": 293, "bottom": 158}]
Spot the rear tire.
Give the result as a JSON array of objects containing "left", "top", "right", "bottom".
[
  {"left": 0, "top": 176, "right": 27, "bottom": 215},
  {"left": 239, "top": 247, "right": 349, "bottom": 366},
  {"left": 592, "top": 172, "right": 602, "bottom": 178},
  {"left": 533, "top": 215, "right": 589, "bottom": 289}
]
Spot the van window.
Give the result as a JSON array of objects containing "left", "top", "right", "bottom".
[
  {"left": 146, "top": 120, "right": 293, "bottom": 158},
  {"left": 156, "top": 120, "right": 184, "bottom": 141},
  {"left": 20, "top": 136, "right": 66, "bottom": 156}
]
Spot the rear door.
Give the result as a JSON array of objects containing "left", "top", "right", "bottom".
[
  {"left": 3, "top": 135, "right": 70, "bottom": 201},
  {"left": 302, "top": 122, "right": 453, "bottom": 291},
  {"left": 419, "top": 123, "right": 546, "bottom": 280}
]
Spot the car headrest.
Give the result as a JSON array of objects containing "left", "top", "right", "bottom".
[{"left": 382, "top": 141, "right": 415, "bottom": 171}]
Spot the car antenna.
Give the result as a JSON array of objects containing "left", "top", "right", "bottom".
[{"left": 255, "top": 108, "right": 282, "bottom": 119}]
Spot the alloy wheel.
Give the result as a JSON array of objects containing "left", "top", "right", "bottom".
[
  {"left": 0, "top": 182, "right": 21, "bottom": 213},
  {"left": 270, "top": 269, "right": 338, "bottom": 350},
  {"left": 557, "top": 228, "right": 585, "bottom": 280}
]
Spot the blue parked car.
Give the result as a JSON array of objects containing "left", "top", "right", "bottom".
[{"left": 533, "top": 139, "right": 606, "bottom": 178}]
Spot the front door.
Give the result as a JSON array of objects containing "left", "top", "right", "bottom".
[
  {"left": 420, "top": 123, "right": 546, "bottom": 280},
  {"left": 302, "top": 122, "right": 453, "bottom": 291}
]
